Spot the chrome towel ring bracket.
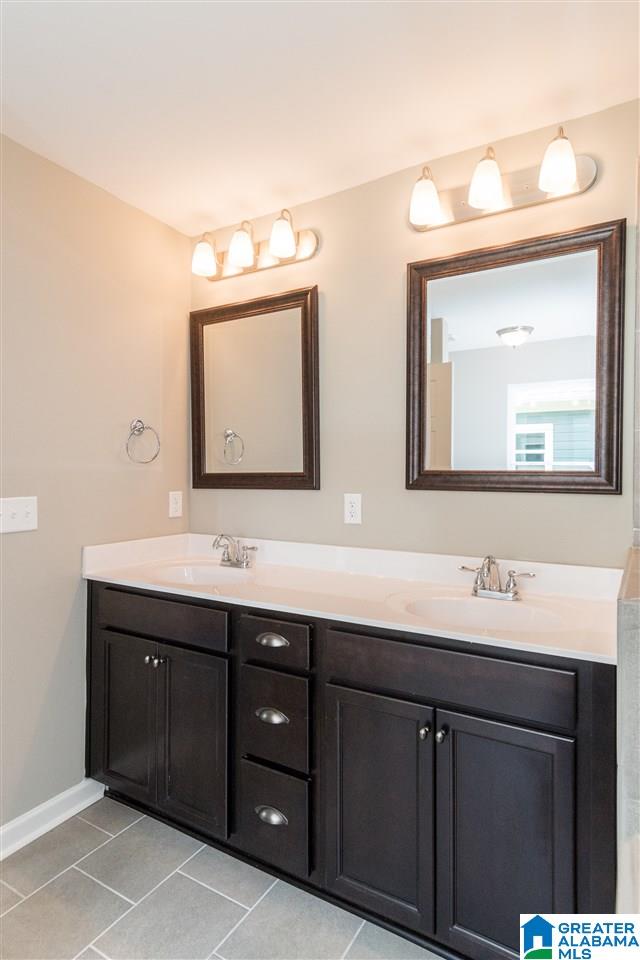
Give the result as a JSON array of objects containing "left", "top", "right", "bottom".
[
  {"left": 126, "top": 419, "right": 161, "bottom": 464},
  {"left": 223, "top": 428, "right": 245, "bottom": 465}
]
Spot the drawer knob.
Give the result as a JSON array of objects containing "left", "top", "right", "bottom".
[
  {"left": 256, "top": 632, "right": 290, "bottom": 649},
  {"left": 255, "top": 707, "right": 290, "bottom": 725},
  {"left": 255, "top": 805, "right": 288, "bottom": 826},
  {"left": 418, "top": 724, "right": 431, "bottom": 740}
]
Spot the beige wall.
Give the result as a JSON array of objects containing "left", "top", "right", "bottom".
[
  {"left": 0, "top": 137, "right": 191, "bottom": 824},
  {"left": 191, "top": 101, "right": 638, "bottom": 569}
]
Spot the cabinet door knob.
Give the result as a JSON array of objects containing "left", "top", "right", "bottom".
[
  {"left": 255, "top": 707, "right": 290, "bottom": 725},
  {"left": 435, "top": 728, "right": 448, "bottom": 744},
  {"left": 256, "top": 632, "right": 290, "bottom": 649},
  {"left": 151, "top": 656, "right": 167, "bottom": 669},
  {"left": 255, "top": 805, "right": 288, "bottom": 826},
  {"left": 144, "top": 655, "right": 152, "bottom": 665},
  {"left": 418, "top": 724, "right": 431, "bottom": 740}
]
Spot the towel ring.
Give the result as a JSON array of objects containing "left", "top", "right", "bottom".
[
  {"left": 223, "top": 428, "right": 245, "bottom": 465},
  {"left": 126, "top": 419, "right": 161, "bottom": 464}
]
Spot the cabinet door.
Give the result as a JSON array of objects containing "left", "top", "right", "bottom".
[
  {"left": 436, "top": 710, "right": 575, "bottom": 960},
  {"left": 88, "top": 630, "right": 158, "bottom": 805},
  {"left": 324, "top": 685, "right": 435, "bottom": 935},
  {"left": 156, "top": 644, "right": 228, "bottom": 839}
]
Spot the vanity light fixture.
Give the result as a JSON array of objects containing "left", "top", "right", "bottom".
[
  {"left": 468, "top": 147, "right": 506, "bottom": 211},
  {"left": 409, "top": 167, "right": 444, "bottom": 227},
  {"left": 269, "top": 209, "right": 297, "bottom": 259},
  {"left": 228, "top": 220, "right": 255, "bottom": 268},
  {"left": 191, "top": 234, "right": 218, "bottom": 277},
  {"left": 538, "top": 126, "right": 578, "bottom": 195},
  {"left": 496, "top": 325, "right": 534, "bottom": 347}
]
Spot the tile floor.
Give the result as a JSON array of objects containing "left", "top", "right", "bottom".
[{"left": 0, "top": 798, "right": 439, "bottom": 960}]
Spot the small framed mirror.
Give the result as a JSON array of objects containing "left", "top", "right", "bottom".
[
  {"left": 190, "top": 286, "right": 319, "bottom": 488},
  {"left": 406, "top": 220, "right": 625, "bottom": 493}
]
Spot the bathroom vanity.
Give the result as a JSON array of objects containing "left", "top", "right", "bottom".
[{"left": 84, "top": 536, "right": 618, "bottom": 960}]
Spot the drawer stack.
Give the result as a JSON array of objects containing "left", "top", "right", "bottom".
[{"left": 234, "top": 614, "right": 312, "bottom": 878}]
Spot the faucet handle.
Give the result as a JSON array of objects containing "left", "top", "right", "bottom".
[
  {"left": 459, "top": 564, "right": 480, "bottom": 573},
  {"left": 505, "top": 569, "right": 536, "bottom": 592}
]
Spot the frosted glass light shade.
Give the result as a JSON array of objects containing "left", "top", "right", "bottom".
[
  {"left": 468, "top": 147, "right": 505, "bottom": 211},
  {"left": 228, "top": 222, "right": 255, "bottom": 268},
  {"left": 538, "top": 127, "right": 577, "bottom": 194},
  {"left": 409, "top": 167, "right": 443, "bottom": 227},
  {"left": 269, "top": 209, "right": 297, "bottom": 259},
  {"left": 191, "top": 236, "right": 217, "bottom": 277},
  {"left": 496, "top": 325, "right": 534, "bottom": 347}
]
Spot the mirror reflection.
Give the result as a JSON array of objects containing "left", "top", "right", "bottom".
[
  {"left": 424, "top": 250, "right": 598, "bottom": 472},
  {"left": 203, "top": 308, "right": 303, "bottom": 473}
]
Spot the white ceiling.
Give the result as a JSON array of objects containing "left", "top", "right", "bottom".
[
  {"left": 428, "top": 250, "right": 598, "bottom": 352},
  {"left": 2, "top": 1, "right": 638, "bottom": 236}
]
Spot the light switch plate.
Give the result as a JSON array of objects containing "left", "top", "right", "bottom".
[
  {"left": 0, "top": 496, "right": 38, "bottom": 533},
  {"left": 344, "top": 493, "right": 362, "bottom": 524},
  {"left": 169, "top": 491, "right": 183, "bottom": 518}
]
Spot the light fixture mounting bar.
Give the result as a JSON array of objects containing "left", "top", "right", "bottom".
[
  {"left": 410, "top": 155, "right": 597, "bottom": 232},
  {"left": 207, "top": 229, "right": 319, "bottom": 282}
]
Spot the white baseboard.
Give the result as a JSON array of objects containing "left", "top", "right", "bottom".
[{"left": 0, "top": 778, "right": 105, "bottom": 860}]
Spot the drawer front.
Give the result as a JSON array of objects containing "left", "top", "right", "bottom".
[
  {"left": 237, "top": 614, "right": 311, "bottom": 672},
  {"left": 235, "top": 759, "right": 309, "bottom": 877},
  {"left": 95, "top": 585, "right": 229, "bottom": 653},
  {"left": 239, "top": 665, "right": 309, "bottom": 773},
  {"left": 324, "top": 629, "right": 577, "bottom": 731}
]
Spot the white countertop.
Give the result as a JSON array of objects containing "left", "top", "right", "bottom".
[{"left": 83, "top": 534, "right": 622, "bottom": 664}]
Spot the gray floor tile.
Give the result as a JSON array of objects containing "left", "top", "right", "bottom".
[
  {"left": 78, "top": 816, "right": 202, "bottom": 901},
  {"left": 77, "top": 949, "right": 106, "bottom": 959},
  {"left": 180, "top": 846, "right": 274, "bottom": 907},
  {"left": 0, "top": 817, "right": 108, "bottom": 896},
  {"left": 0, "top": 868, "right": 129, "bottom": 959},
  {"left": 344, "top": 922, "right": 440, "bottom": 959},
  {"left": 220, "top": 880, "right": 362, "bottom": 960},
  {"left": 79, "top": 797, "right": 143, "bottom": 836},
  {"left": 0, "top": 880, "right": 22, "bottom": 914},
  {"left": 96, "top": 872, "right": 246, "bottom": 960}
]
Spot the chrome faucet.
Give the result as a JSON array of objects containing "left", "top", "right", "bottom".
[
  {"left": 459, "top": 555, "right": 535, "bottom": 601},
  {"left": 212, "top": 534, "right": 258, "bottom": 569}
]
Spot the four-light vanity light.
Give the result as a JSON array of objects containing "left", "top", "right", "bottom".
[
  {"left": 191, "top": 208, "right": 318, "bottom": 281},
  {"left": 409, "top": 125, "right": 596, "bottom": 230}
]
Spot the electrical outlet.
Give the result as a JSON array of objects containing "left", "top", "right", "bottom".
[
  {"left": 0, "top": 496, "right": 38, "bottom": 533},
  {"left": 168, "top": 491, "right": 183, "bottom": 519},
  {"left": 344, "top": 493, "right": 362, "bottom": 524}
]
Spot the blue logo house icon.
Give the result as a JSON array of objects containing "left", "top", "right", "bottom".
[{"left": 521, "top": 915, "right": 554, "bottom": 959}]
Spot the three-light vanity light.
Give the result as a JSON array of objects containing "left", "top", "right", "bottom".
[
  {"left": 409, "top": 125, "right": 597, "bottom": 231},
  {"left": 191, "top": 208, "right": 319, "bottom": 282}
]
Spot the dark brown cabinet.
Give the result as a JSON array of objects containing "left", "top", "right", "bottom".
[
  {"left": 325, "top": 685, "right": 435, "bottom": 935},
  {"left": 88, "top": 625, "right": 228, "bottom": 840},
  {"left": 86, "top": 583, "right": 615, "bottom": 960},
  {"left": 435, "top": 710, "right": 575, "bottom": 960}
]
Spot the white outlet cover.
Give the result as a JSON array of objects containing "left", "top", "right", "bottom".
[
  {"left": 344, "top": 493, "right": 362, "bottom": 524},
  {"left": 0, "top": 496, "right": 38, "bottom": 533},
  {"left": 169, "top": 491, "right": 183, "bottom": 519}
]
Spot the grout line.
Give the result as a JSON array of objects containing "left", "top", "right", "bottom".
[
  {"left": 0, "top": 877, "right": 27, "bottom": 899},
  {"left": 75, "top": 816, "right": 115, "bottom": 838},
  {"left": 340, "top": 918, "right": 366, "bottom": 959},
  {"left": 176, "top": 869, "right": 251, "bottom": 910},
  {"left": 0, "top": 813, "right": 143, "bottom": 919},
  {"left": 212, "top": 877, "right": 279, "bottom": 959},
  {"left": 78, "top": 844, "right": 207, "bottom": 957},
  {"left": 73, "top": 866, "right": 136, "bottom": 905},
  {"left": 82, "top": 944, "right": 110, "bottom": 960}
]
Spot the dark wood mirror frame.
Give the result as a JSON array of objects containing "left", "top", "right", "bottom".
[
  {"left": 406, "top": 219, "right": 625, "bottom": 494},
  {"left": 190, "top": 285, "right": 320, "bottom": 489}
]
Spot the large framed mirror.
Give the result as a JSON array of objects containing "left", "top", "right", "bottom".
[
  {"left": 407, "top": 220, "right": 625, "bottom": 493},
  {"left": 191, "top": 286, "right": 319, "bottom": 488}
]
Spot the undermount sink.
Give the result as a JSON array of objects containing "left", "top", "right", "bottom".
[
  {"left": 390, "top": 593, "right": 566, "bottom": 634},
  {"left": 154, "top": 562, "right": 252, "bottom": 586}
]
